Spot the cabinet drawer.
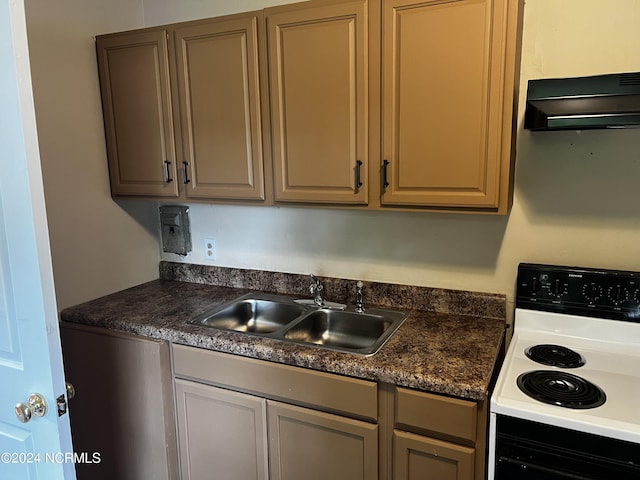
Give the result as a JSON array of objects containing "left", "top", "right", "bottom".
[
  {"left": 173, "top": 344, "right": 377, "bottom": 421},
  {"left": 395, "top": 387, "right": 477, "bottom": 443}
]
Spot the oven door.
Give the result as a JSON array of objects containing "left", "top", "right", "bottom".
[{"left": 494, "top": 415, "right": 640, "bottom": 480}]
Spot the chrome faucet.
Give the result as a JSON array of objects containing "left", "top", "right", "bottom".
[
  {"left": 355, "top": 281, "right": 365, "bottom": 313},
  {"left": 310, "top": 274, "right": 325, "bottom": 307}
]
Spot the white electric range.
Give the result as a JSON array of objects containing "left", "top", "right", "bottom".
[{"left": 488, "top": 263, "right": 640, "bottom": 479}]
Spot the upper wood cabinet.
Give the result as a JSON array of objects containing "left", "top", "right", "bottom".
[
  {"left": 264, "top": 0, "right": 520, "bottom": 211},
  {"left": 96, "top": 0, "right": 522, "bottom": 213},
  {"left": 174, "top": 15, "right": 267, "bottom": 201},
  {"left": 379, "top": 0, "right": 520, "bottom": 212},
  {"left": 97, "top": 30, "right": 179, "bottom": 197},
  {"left": 96, "top": 12, "right": 268, "bottom": 202},
  {"left": 266, "top": 0, "right": 369, "bottom": 205}
]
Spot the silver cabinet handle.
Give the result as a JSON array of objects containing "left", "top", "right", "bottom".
[{"left": 15, "top": 393, "right": 47, "bottom": 423}]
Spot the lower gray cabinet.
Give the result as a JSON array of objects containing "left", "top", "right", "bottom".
[
  {"left": 268, "top": 401, "right": 378, "bottom": 480},
  {"left": 393, "top": 387, "right": 483, "bottom": 480},
  {"left": 393, "top": 430, "right": 474, "bottom": 480},
  {"left": 174, "top": 380, "right": 378, "bottom": 480},
  {"left": 171, "top": 345, "right": 489, "bottom": 480},
  {"left": 172, "top": 344, "right": 379, "bottom": 480},
  {"left": 61, "top": 330, "right": 487, "bottom": 480},
  {"left": 60, "top": 323, "right": 178, "bottom": 480},
  {"left": 175, "top": 380, "right": 268, "bottom": 480}
]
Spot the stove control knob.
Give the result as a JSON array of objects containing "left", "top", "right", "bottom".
[
  {"left": 583, "top": 283, "right": 601, "bottom": 302},
  {"left": 528, "top": 277, "right": 542, "bottom": 294},
  {"left": 608, "top": 285, "right": 628, "bottom": 304},
  {"left": 550, "top": 278, "right": 565, "bottom": 296}
]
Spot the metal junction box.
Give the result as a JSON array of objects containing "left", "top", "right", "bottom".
[{"left": 159, "top": 205, "right": 191, "bottom": 256}]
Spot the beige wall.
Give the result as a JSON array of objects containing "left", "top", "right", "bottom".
[
  {"left": 142, "top": 0, "right": 293, "bottom": 24},
  {"left": 25, "top": 0, "right": 160, "bottom": 310},
  {"left": 149, "top": 0, "right": 640, "bottom": 316}
]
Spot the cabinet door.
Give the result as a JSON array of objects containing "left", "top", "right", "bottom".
[
  {"left": 175, "top": 379, "right": 268, "bottom": 480},
  {"left": 174, "top": 15, "right": 266, "bottom": 200},
  {"left": 394, "top": 430, "right": 474, "bottom": 480},
  {"left": 97, "top": 30, "right": 179, "bottom": 197},
  {"left": 268, "top": 400, "right": 378, "bottom": 480},
  {"left": 381, "top": 0, "right": 513, "bottom": 209},
  {"left": 267, "top": 1, "right": 368, "bottom": 205},
  {"left": 60, "top": 324, "right": 178, "bottom": 480}
]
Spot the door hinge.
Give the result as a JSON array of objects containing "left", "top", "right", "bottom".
[{"left": 56, "top": 394, "right": 68, "bottom": 417}]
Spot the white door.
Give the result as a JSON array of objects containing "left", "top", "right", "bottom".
[{"left": 0, "top": 0, "right": 76, "bottom": 479}]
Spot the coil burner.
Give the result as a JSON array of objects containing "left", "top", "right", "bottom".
[
  {"left": 517, "top": 370, "right": 606, "bottom": 409},
  {"left": 525, "top": 344, "right": 585, "bottom": 368}
]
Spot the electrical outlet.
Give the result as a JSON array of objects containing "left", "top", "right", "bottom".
[{"left": 204, "top": 239, "right": 215, "bottom": 261}]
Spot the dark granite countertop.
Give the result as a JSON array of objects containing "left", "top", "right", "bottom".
[{"left": 60, "top": 263, "right": 506, "bottom": 401}]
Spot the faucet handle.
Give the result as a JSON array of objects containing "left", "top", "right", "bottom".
[
  {"left": 355, "top": 281, "right": 365, "bottom": 313},
  {"left": 309, "top": 274, "right": 325, "bottom": 306},
  {"left": 309, "top": 274, "right": 322, "bottom": 292}
]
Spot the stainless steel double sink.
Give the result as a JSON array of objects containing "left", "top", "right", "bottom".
[{"left": 188, "top": 292, "right": 408, "bottom": 355}]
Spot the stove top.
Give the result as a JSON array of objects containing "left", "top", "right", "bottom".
[
  {"left": 491, "top": 264, "right": 640, "bottom": 444},
  {"left": 493, "top": 315, "right": 640, "bottom": 442}
]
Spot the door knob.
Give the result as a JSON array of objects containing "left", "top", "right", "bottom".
[{"left": 15, "top": 393, "right": 47, "bottom": 423}]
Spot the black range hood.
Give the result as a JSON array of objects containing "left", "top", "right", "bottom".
[{"left": 524, "top": 72, "right": 640, "bottom": 130}]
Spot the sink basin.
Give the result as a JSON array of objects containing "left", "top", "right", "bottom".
[
  {"left": 190, "top": 293, "right": 305, "bottom": 334},
  {"left": 283, "top": 308, "right": 407, "bottom": 355},
  {"left": 189, "top": 292, "right": 408, "bottom": 355}
]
